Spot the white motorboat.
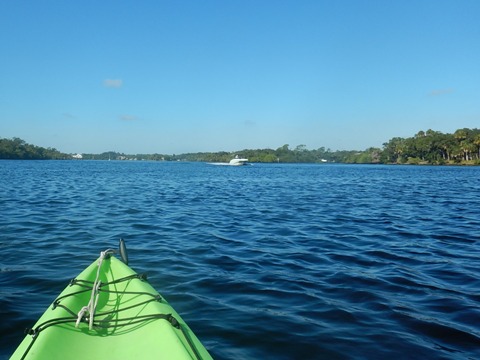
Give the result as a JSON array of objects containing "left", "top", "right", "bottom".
[{"left": 229, "top": 156, "right": 249, "bottom": 166}]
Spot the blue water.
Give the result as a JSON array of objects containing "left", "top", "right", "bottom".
[{"left": 1, "top": 161, "right": 479, "bottom": 359}]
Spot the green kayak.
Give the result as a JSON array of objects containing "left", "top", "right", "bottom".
[{"left": 11, "top": 242, "right": 213, "bottom": 360}]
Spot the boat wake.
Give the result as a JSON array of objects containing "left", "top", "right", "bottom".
[{"left": 207, "top": 162, "right": 252, "bottom": 166}]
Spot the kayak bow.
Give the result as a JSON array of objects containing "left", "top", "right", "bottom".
[{"left": 11, "top": 245, "right": 213, "bottom": 360}]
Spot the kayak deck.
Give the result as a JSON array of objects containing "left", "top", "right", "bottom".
[{"left": 11, "top": 252, "right": 213, "bottom": 360}]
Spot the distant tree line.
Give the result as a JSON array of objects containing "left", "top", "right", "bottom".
[
  {"left": 175, "top": 145, "right": 382, "bottom": 164},
  {"left": 381, "top": 128, "right": 480, "bottom": 164},
  {"left": 0, "top": 137, "right": 67, "bottom": 159},
  {"left": 173, "top": 127, "right": 480, "bottom": 165},
  {"left": 2, "top": 128, "right": 479, "bottom": 164}
]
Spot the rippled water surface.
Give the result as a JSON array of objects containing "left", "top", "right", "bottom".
[{"left": 1, "top": 161, "right": 479, "bottom": 359}]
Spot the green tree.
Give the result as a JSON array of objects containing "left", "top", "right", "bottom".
[{"left": 381, "top": 137, "right": 406, "bottom": 163}]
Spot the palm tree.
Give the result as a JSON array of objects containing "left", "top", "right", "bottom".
[{"left": 473, "top": 134, "right": 480, "bottom": 160}]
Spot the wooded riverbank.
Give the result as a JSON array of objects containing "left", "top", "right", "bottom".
[{"left": 2, "top": 128, "right": 479, "bottom": 165}]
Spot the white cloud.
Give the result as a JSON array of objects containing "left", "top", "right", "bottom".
[
  {"left": 62, "top": 112, "right": 76, "bottom": 119},
  {"left": 119, "top": 114, "right": 138, "bottom": 121},
  {"left": 104, "top": 79, "right": 123, "bottom": 88},
  {"left": 428, "top": 88, "right": 454, "bottom": 96}
]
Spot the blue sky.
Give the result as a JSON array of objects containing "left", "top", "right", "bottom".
[{"left": 1, "top": 1, "right": 479, "bottom": 154}]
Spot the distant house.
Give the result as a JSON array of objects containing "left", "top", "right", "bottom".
[{"left": 72, "top": 153, "right": 83, "bottom": 159}]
